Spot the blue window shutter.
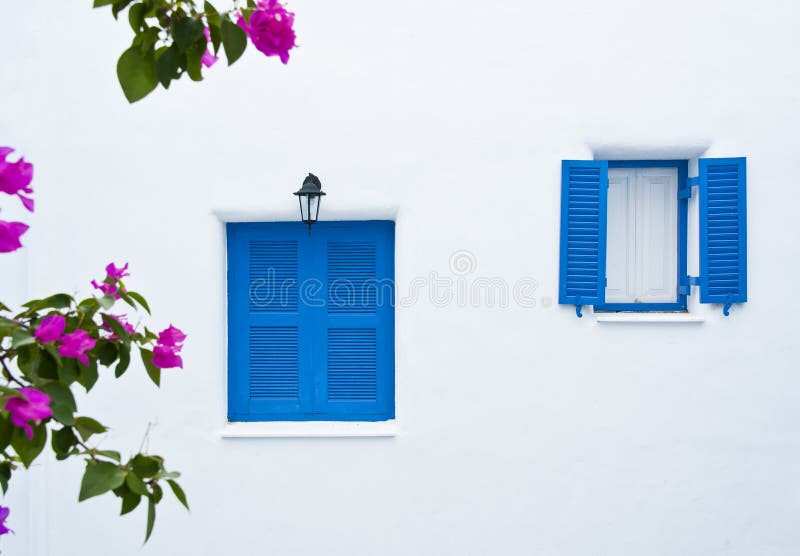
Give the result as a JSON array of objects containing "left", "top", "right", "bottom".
[
  {"left": 228, "top": 221, "right": 394, "bottom": 421},
  {"left": 698, "top": 157, "right": 747, "bottom": 315},
  {"left": 558, "top": 160, "right": 609, "bottom": 316},
  {"left": 312, "top": 221, "right": 395, "bottom": 420},
  {"left": 227, "top": 223, "right": 313, "bottom": 421}
]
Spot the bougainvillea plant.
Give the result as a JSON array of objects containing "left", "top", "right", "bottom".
[
  {"left": 0, "top": 146, "right": 187, "bottom": 542},
  {"left": 94, "top": 0, "right": 297, "bottom": 103}
]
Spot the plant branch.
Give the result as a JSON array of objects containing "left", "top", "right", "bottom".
[{"left": 0, "top": 356, "right": 26, "bottom": 387}]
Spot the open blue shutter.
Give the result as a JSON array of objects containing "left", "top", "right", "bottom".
[
  {"left": 699, "top": 157, "right": 747, "bottom": 315},
  {"left": 558, "top": 160, "right": 608, "bottom": 316},
  {"left": 313, "top": 221, "right": 395, "bottom": 421},
  {"left": 227, "top": 223, "right": 313, "bottom": 421}
]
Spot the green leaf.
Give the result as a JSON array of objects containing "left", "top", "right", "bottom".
[
  {"left": 42, "top": 382, "right": 77, "bottom": 426},
  {"left": 139, "top": 348, "right": 161, "bottom": 387},
  {"left": 186, "top": 42, "right": 205, "bottom": 82},
  {"left": 128, "top": 2, "right": 145, "bottom": 31},
  {"left": 205, "top": 2, "right": 221, "bottom": 51},
  {"left": 51, "top": 404, "right": 75, "bottom": 426},
  {"left": 52, "top": 427, "right": 77, "bottom": 455},
  {"left": 14, "top": 344, "right": 38, "bottom": 378},
  {"left": 96, "top": 342, "right": 118, "bottom": 366},
  {"left": 0, "top": 414, "right": 13, "bottom": 452},
  {"left": 117, "top": 46, "right": 158, "bottom": 104},
  {"left": 93, "top": 0, "right": 116, "bottom": 7},
  {"left": 204, "top": 0, "right": 219, "bottom": 16},
  {"left": 121, "top": 490, "right": 141, "bottom": 515},
  {"left": 145, "top": 498, "right": 156, "bottom": 542},
  {"left": 58, "top": 357, "right": 80, "bottom": 384},
  {"left": 112, "top": 0, "right": 135, "bottom": 19},
  {"left": 167, "top": 479, "right": 189, "bottom": 510},
  {"left": 0, "top": 320, "right": 18, "bottom": 339},
  {"left": 221, "top": 17, "right": 247, "bottom": 66},
  {"left": 151, "top": 482, "right": 163, "bottom": 503},
  {"left": 131, "top": 454, "right": 160, "bottom": 478},
  {"left": 77, "top": 297, "right": 101, "bottom": 316},
  {"left": 22, "top": 294, "right": 73, "bottom": 311},
  {"left": 126, "top": 291, "right": 151, "bottom": 314},
  {"left": 153, "top": 46, "right": 176, "bottom": 90},
  {"left": 0, "top": 462, "right": 11, "bottom": 494},
  {"left": 98, "top": 295, "right": 116, "bottom": 310},
  {"left": 11, "top": 329, "right": 35, "bottom": 349},
  {"left": 79, "top": 461, "right": 127, "bottom": 501},
  {"left": 38, "top": 348, "right": 60, "bottom": 380},
  {"left": 173, "top": 16, "right": 204, "bottom": 51},
  {"left": 78, "top": 357, "right": 99, "bottom": 392},
  {"left": 0, "top": 301, "right": 9, "bottom": 311},
  {"left": 74, "top": 416, "right": 107, "bottom": 442},
  {"left": 138, "top": 26, "right": 161, "bottom": 53},
  {"left": 95, "top": 449, "right": 122, "bottom": 462},
  {"left": 126, "top": 470, "right": 149, "bottom": 496},
  {"left": 11, "top": 423, "right": 47, "bottom": 468},
  {"left": 209, "top": 23, "right": 221, "bottom": 54},
  {"left": 116, "top": 343, "right": 131, "bottom": 378}
]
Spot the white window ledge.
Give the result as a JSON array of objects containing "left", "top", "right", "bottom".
[
  {"left": 220, "top": 421, "right": 399, "bottom": 438},
  {"left": 594, "top": 312, "right": 705, "bottom": 323}
]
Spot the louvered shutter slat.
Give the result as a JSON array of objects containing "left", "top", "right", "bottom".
[
  {"left": 559, "top": 160, "right": 609, "bottom": 315},
  {"left": 699, "top": 157, "right": 747, "bottom": 315}
]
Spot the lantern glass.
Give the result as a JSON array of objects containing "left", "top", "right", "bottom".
[
  {"left": 307, "top": 194, "right": 320, "bottom": 223},
  {"left": 298, "top": 194, "right": 322, "bottom": 223}
]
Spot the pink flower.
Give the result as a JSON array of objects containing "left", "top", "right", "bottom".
[
  {"left": 91, "top": 262, "right": 129, "bottom": 299},
  {"left": 237, "top": 0, "right": 296, "bottom": 64},
  {"left": 151, "top": 325, "right": 187, "bottom": 369},
  {"left": 202, "top": 50, "right": 219, "bottom": 68},
  {"left": 4, "top": 388, "right": 52, "bottom": 440},
  {"left": 0, "top": 506, "right": 11, "bottom": 536},
  {"left": 105, "top": 262, "right": 129, "bottom": 281},
  {"left": 91, "top": 280, "right": 118, "bottom": 297},
  {"left": 102, "top": 314, "right": 135, "bottom": 339},
  {"left": 34, "top": 314, "right": 66, "bottom": 344},
  {"left": 0, "top": 220, "right": 29, "bottom": 253},
  {"left": 202, "top": 27, "right": 219, "bottom": 68},
  {"left": 0, "top": 147, "right": 34, "bottom": 212},
  {"left": 58, "top": 329, "right": 96, "bottom": 366},
  {"left": 151, "top": 344, "right": 183, "bottom": 369},
  {"left": 158, "top": 324, "right": 186, "bottom": 347}
]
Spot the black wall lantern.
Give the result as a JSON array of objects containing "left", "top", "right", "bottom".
[{"left": 294, "top": 173, "right": 326, "bottom": 234}]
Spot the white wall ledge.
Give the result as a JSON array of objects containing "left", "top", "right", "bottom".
[
  {"left": 220, "top": 421, "right": 399, "bottom": 438},
  {"left": 595, "top": 312, "right": 705, "bottom": 323}
]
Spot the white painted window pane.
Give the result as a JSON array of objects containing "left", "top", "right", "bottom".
[
  {"left": 603, "top": 167, "right": 678, "bottom": 306},
  {"left": 606, "top": 169, "right": 635, "bottom": 303},
  {"left": 636, "top": 168, "right": 678, "bottom": 303}
]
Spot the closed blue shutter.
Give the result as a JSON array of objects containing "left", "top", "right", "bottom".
[
  {"left": 699, "top": 157, "right": 747, "bottom": 315},
  {"left": 312, "top": 222, "right": 395, "bottom": 420},
  {"left": 228, "top": 221, "right": 394, "bottom": 421},
  {"left": 558, "top": 160, "right": 609, "bottom": 316},
  {"left": 227, "top": 223, "right": 313, "bottom": 420}
]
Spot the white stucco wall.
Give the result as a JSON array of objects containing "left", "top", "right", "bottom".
[{"left": 2, "top": 0, "right": 800, "bottom": 554}]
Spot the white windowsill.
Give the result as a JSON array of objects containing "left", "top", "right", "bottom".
[
  {"left": 594, "top": 312, "right": 705, "bottom": 323},
  {"left": 220, "top": 421, "right": 399, "bottom": 438}
]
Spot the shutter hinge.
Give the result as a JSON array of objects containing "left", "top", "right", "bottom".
[
  {"left": 678, "top": 275, "right": 701, "bottom": 295},
  {"left": 679, "top": 176, "right": 699, "bottom": 199}
]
